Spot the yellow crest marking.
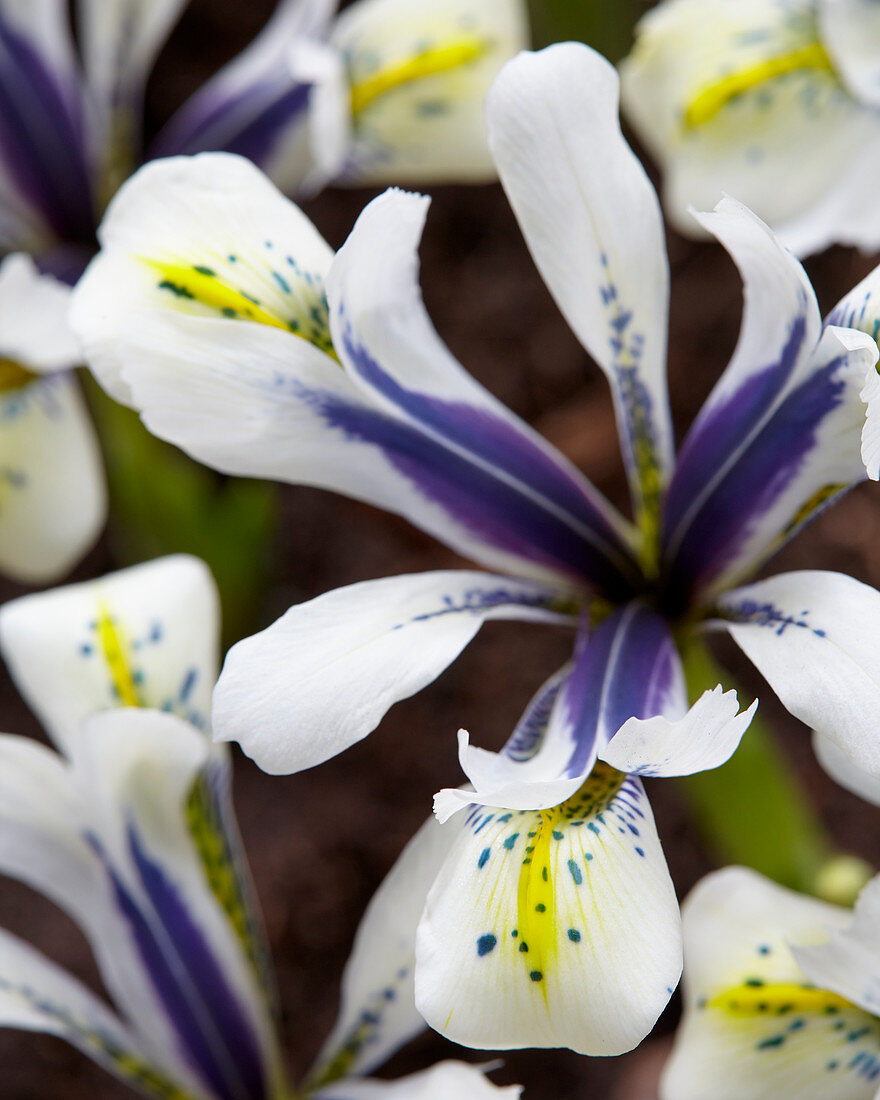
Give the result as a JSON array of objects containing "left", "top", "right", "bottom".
[
  {"left": 350, "top": 36, "right": 488, "bottom": 116},
  {"left": 144, "top": 261, "right": 292, "bottom": 331},
  {"left": 684, "top": 43, "right": 834, "bottom": 130},
  {"left": 708, "top": 980, "right": 852, "bottom": 1017},
  {"left": 96, "top": 603, "right": 142, "bottom": 707}
]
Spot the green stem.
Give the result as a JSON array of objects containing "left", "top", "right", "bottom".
[
  {"left": 677, "top": 638, "right": 867, "bottom": 901},
  {"left": 528, "top": 0, "right": 647, "bottom": 61}
]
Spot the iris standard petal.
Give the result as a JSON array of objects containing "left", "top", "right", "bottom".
[
  {"left": 662, "top": 198, "right": 877, "bottom": 604},
  {"left": 487, "top": 43, "right": 674, "bottom": 547}
]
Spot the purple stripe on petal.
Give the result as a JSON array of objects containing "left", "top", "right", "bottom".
[
  {"left": 663, "top": 352, "right": 849, "bottom": 606},
  {"left": 503, "top": 670, "right": 568, "bottom": 763},
  {"left": 151, "top": 78, "right": 311, "bottom": 167},
  {"left": 664, "top": 314, "right": 807, "bottom": 560},
  {"left": 338, "top": 320, "right": 639, "bottom": 589},
  {"left": 91, "top": 828, "right": 268, "bottom": 1100},
  {"left": 0, "top": 17, "right": 94, "bottom": 242},
  {"left": 311, "top": 385, "right": 640, "bottom": 596},
  {"left": 559, "top": 604, "right": 680, "bottom": 777}
]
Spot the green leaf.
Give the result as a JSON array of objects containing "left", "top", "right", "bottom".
[{"left": 677, "top": 638, "right": 833, "bottom": 896}]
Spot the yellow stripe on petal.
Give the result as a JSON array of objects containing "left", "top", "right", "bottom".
[
  {"left": 96, "top": 603, "right": 142, "bottom": 708},
  {"left": 350, "top": 36, "right": 489, "bottom": 116},
  {"left": 708, "top": 981, "right": 853, "bottom": 1019},
  {"left": 141, "top": 258, "right": 338, "bottom": 359},
  {"left": 684, "top": 43, "right": 835, "bottom": 130}
]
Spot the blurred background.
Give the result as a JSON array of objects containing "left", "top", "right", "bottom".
[{"left": 1, "top": 1, "right": 879, "bottom": 1096}]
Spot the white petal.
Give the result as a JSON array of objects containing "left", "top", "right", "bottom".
[
  {"left": 813, "top": 730, "right": 880, "bottom": 807},
  {"left": 714, "top": 570, "right": 880, "bottom": 779},
  {"left": 663, "top": 866, "right": 880, "bottom": 1100},
  {"left": 78, "top": 0, "right": 188, "bottom": 176},
  {"left": 314, "top": 1061, "right": 522, "bottom": 1100},
  {"left": 153, "top": 0, "right": 339, "bottom": 193},
  {"left": 307, "top": 816, "right": 457, "bottom": 1087},
  {"left": 213, "top": 570, "right": 570, "bottom": 775},
  {"left": 332, "top": 0, "right": 529, "bottom": 185},
  {"left": 660, "top": 200, "right": 879, "bottom": 600},
  {"left": 820, "top": 0, "right": 880, "bottom": 109},
  {"left": 416, "top": 766, "right": 681, "bottom": 1055},
  {"left": 794, "top": 876, "right": 880, "bottom": 1017},
  {"left": 601, "top": 686, "right": 757, "bottom": 777},
  {"left": 0, "top": 373, "right": 105, "bottom": 583},
  {"left": 0, "top": 926, "right": 186, "bottom": 1096},
  {"left": 0, "top": 554, "right": 219, "bottom": 751},
  {"left": 861, "top": 364, "right": 880, "bottom": 480},
  {"left": 621, "top": 0, "right": 875, "bottom": 257},
  {"left": 487, "top": 43, "right": 673, "bottom": 529},
  {"left": 0, "top": 254, "right": 79, "bottom": 371},
  {"left": 71, "top": 151, "right": 336, "bottom": 406}
]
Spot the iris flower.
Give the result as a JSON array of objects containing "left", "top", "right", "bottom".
[
  {"left": 0, "top": 0, "right": 527, "bottom": 271},
  {"left": 664, "top": 866, "right": 880, "bottom": 1099},
  {"left": 71, "top": 42, "right": 880, "bottom": 1053},
  {"left": 0, "top": 555, "right": 522, "bottom": 1100},
  {"left": 0, "top": 252, "right": 104, "bottom": 581},
  {"left": 621, "top": 0, "right": 880, "bottom": 257}
]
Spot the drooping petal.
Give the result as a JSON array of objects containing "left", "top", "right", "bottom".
[
  {"left": 662, "top": 198, "right": 878, "bottom": 604},
  {"left": 213, "top": 570, "right": 572, "bottom": 776},
  {"left": 305, "top": 816, "right": 457, "bottom": 1090},
  {"left": 416, "top": 765, "right": 681, "bottom": 1055},
  {"left": 0, "top": 372, "right": 105, "bottom": 583},
  {"left": 327, "top": 186, "right": 639, "bottom": 591},
  {"left": 0, "top": 0, "right": 95, "bottom": 244},
  {"left": 78, "top": 0, "right": 189, "bottom": 195},
  {"left": 711, "top": 570, "right": 880, "bottom": 780},
  {"left": 313, "top": 1061, "right": 522, "bottom": 1100},
  {"left": 72, "top": 155, "right": 638, "bottom": 588},
  {"left": 662, "top": 866, "right": 880, "bottom": 1100},
  {"left": 0, "top": 253, "right": 80, "bottom": 371},
  {"left": 793, "top": 876, "right": 880, "bottom": 1017},
  {"left": 152, "top": 0, "right": 339, "bottom": 194},
  {"left": 0, "top": 554, "right": 219, "bottom": 749},
  {"left": 0, "top": 927, "right": 194, "bottom": 1100},
  {"left": 862, "top": 365, "right": 880, "bottom": 480},
  {"left": 331, "top": 0, "right": 529, "bottom": 186},
  {"left": 819, "top": 0, "right": 880, "bottom": 109},
  {"left": 813, "top": 731, "right": 880, "bottom": 808},
  {"left": 487, "top": 43, "right": 673, "bottom": 546},
  {"left": 620, "top": 0, "right": 878, "bottom": 258}
]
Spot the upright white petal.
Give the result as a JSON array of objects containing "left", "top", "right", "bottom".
[
  {"left": 663, "top": 867, "right": 880, "bottom": 1100},
  {"left": 417, "top": 766, "right": 681, "bottom": 1055},
  {"left": 306, "top": 817, "right": 457, "bottom": 1089},
  {"left": 713, "top": 570, "right": 880, "bottom": 780},
  {"left": 213, "top": 570, "right": 571, "bottom": 775},
  {"left": 332, "top": 0, "right": 529, "bottom": 185},
  {"left": 487, "top": 43, "right": 673, "bottom": 537},
  {"left": 0, "top": 554, "right": 219, "bottom": 750},
  {"left": 0, "top": 373, "right": 105, "bottom": 583}
]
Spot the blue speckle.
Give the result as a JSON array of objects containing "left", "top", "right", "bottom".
[
  {"left": 477, "top": 934, "right": 497, "bottom": 957},
  {"left": 478, "top": 847, "right": 490, "bottom": 869}
]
